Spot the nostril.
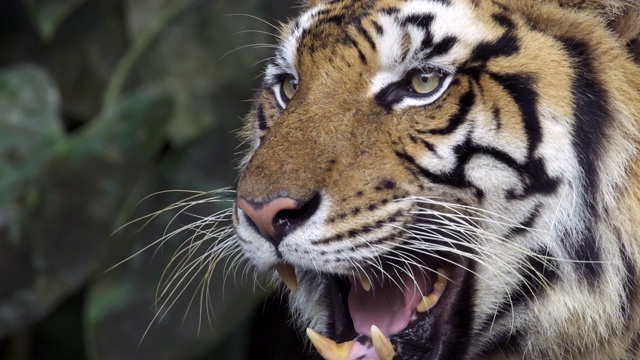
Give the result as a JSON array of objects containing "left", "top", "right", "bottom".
[
  {"left": 272, "top": 193, "right": 321, "bottom": 237},
  {"left": 237, "top": 193, "right": 321, "bottom": 246}
]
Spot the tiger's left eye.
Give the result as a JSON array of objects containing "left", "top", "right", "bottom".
[
  {"left": 410, "top": 69, "right": 443, "bottom": 95},
  {"left": 281, "top": 74, "right": 299, "bottom": 101}
]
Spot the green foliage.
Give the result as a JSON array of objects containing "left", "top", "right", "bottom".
[
  {"left": 0, "top": 0, "right": 296, "bottom": 359},
  {"left": 24, "top": 0, "right": 88, "bottom": 40},
  {"left": 0, "top": 65, "right": 65, "bottom": 241}
]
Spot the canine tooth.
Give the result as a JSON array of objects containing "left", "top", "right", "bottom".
[
  {"left": 275, "top": 264, "right": 298, "bottom": 292},
  {"left": 359, "top": 275, "right": 372, "bottom": 292},
  {"left": 437, "top": 268, "right": 449, "bottom": 282},
  {"left": 306, "top": 328, "right": 353, "bottom": 360},
  {"left": 434, "top": 280, "right": 446, "bottom": 293},
  {"left": 371, "top": 325, "right": 394, "bottom": 360},
  {"left": 416, "top": 293, "right": 439, "bottom": 313}
]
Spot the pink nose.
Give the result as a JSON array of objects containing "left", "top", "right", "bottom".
[
  {"left": 236, "top": 194, "right": 321, "bottom": 245},
  {"left": 237, "top": 197, "right": 298, "bottom": 239}
]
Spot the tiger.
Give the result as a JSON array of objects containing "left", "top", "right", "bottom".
[{"left": 230, "top": 0, "right": 640, "bottom": 359}]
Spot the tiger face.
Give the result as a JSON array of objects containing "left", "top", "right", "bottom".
[{"left": 233, "top": 0, "right": 640, "bottom": 359}]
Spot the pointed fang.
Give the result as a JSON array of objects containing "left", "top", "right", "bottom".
[
  {"left": 437, "top": 267, "right": 449, "bottom": 283},
  {"left": 306, "top": 328, "right": 354, "bottom": 360},
  {"left": 360, "top": 275, "right": 372, "bottom": 292},
  {"left": 416, "top": 293, "right": 439, "bottom": 313},
  {"left": 371, "top": 325, "right": 394, "bottom": 360},
  {"left": 275, "top": 264, "right": 298, "bottom": 292}
]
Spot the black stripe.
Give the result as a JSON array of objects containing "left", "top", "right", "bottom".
[
  {"left": 410, "top": 134, "right": 438, "bottom": 154},
  {"left": 491, "top": 13, "right": 516, "bottom": 31},
  {"left": 394, "top": 150, "right": 474, "bottom": 189},
  {"left": 402, "top": 14, "right": 435, "bottom": 52},
  {"left": 510, "top": 203, "right": 541, "bottom": 235},
  {"left": 420, "top": 34, "right": 435, "bottom": 54},
  {"left": 558, "top": 36, "right": 610, "bottom": 207},
  {"left": 313, "top": 211, "right": 404, "bottom": 245},
  {"left": 517, "top": 157, "right": 561, "bottom": 197},
  {"left": 453, "top": 141, "right": 560, "bottom": 199},
  {"left": 488, "top": 73, "right": 541, "bottom": 158},
  {"left": 627, "top": 38, "right": 640, "bottom": 62},
  {"left": 344, "top": 34, "right": 367, "bottom": 64},
  {"left": 322, "top": 14, "right": 345, "bottom": 26},
  {"left": 565, "top": 226, "right": 602, "bottom": 282},
  {"left": 355, "top": 22, "right": 376, "bottom": 51},
  {"left": 401, "top": 14, "right": 434, "bottom": 30},
  {"left": 357, "top": 48, "right": 367, "bottom": 64},
  {"left": 316, "top": 8, "right": 332, "bottom": 17},
  {"left": 469, "top": 33, "right": 519, "bottom": 64},
  {"left": 425, "top": 89, "right": 476, "bottom": 135},
  {"left": 557, "top": 36, "right": 611, "bottom": 282},
  {"left": 426, "top": 36, "right": 457, "bottom": 59},
  {"left": 491, "top": 0, "right": 509, "bottom": 12},
  {"left": 353, "top": 230, "right": 405, "bottom": 249},
  {"left": 491, "top": 105, "right": 502, "bottom": 130},
  {"left": 257, "top": 105, "right": 268, "bottom": 131},
  {"left": 380, "top": 7, "right": 400, "bottom": 16},
  {"left": 371, "top": 20, "right": 383, "bottom": 35}
]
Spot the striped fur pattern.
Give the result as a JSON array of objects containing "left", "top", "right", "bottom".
[{"left": 233, "top": 0, "right": 640, "bottom": 358}]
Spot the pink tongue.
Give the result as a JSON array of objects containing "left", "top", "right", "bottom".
[{"left": 348, "top": 274, "right": 425, "bottom": 337}]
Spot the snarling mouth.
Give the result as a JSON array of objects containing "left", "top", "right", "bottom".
[{"left": 275, "top": 253, "right": 470, "bottom": 360}]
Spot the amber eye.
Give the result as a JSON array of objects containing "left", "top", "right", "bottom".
[
  {"left": 280, "top": 74, "right": 299, "bottom": 102},
  {"left": 410, "top": 69, "right": 443, "bottom": 95}
]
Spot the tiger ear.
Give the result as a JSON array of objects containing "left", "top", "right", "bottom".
[{"left": 549, "top": 0, "right": 640, "bottom": 62}]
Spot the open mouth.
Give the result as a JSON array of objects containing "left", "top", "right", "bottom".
[{"left": 274, "top": 252, "right": 468, "bottom": 360}]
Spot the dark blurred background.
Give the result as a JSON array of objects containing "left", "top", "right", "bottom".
[{"left": 0, "top": 0, "right": 320, "bottom": 359}]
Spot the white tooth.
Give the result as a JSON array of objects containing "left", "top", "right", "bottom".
[
  {"left": 434, "top": 280, "right": 446, "bottom": 293},
  {"left": 359, "top": 275, "right": 372, "bottom": 292},
  {"left": 371, "top": 325, "right": 394, "bottom": 360},
  {"left": 274, "top": 264, "right": 298, "bottom": 292},
  {"left": 437, "top": 267, "right": 449, "bottom": 283},
  {"left": 306, "top": 328, "right": 354, "bottom": 360},
  {"left": 416, "top": 293, "right": 439, "bottom": 313},
  {"left": 416, "top": 268, "right": 449, "bottom": 313}
]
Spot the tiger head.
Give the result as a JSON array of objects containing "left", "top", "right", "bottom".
[{"left": 232, "top": 0, "right": 640, "bottom": 358}]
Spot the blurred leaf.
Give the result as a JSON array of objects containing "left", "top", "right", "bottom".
[
  {"left": 0, "top": 86, "right": 173, "bottom": 338},
  {"left": 126, "top": 0, "right": 274, "bottom": 145},
  {"left": 24, "top": 0, "right": 88, "bottom": 41},
  {"left": 76, "top": 86, "right": 174, "bottom": 158},
  {"left": 28, "top": 87, "right": 174, "bottom": 275},
  {"left": 124, "top": 0, "right": 175, "bottom": 39},
  {"left": 38, "top": 0, "right": 129, "bottom": 120},
  {"left": 0, "top": 63, "right": 65, "bottom": 242}
]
